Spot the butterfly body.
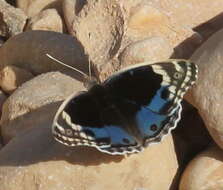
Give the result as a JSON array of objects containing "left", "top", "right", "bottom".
[{"left": 52, "top": 60, "right": 198, "bottom": 155}]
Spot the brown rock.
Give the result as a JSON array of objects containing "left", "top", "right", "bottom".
[
  {"left": 0, "top": 90, "right": 7, "bottom": 113},
  {"left": 0, "top": 0, "right": 27, "bottom": 38},
  {"left": 179, "top": 145, "right": 223, "bottom": 190},
  {"left": 126, "top": 3, "right": 196, "bottom": 47},
  {"left": 0, "top": 65, "right": 34, "bottom": 94},
  {"left": 0, "top": 72, "right": 84, "bottom": 143},
  {"left": 0, "top": 123, "right": 179, "bottom": 190},
  {"left": 63, "top": 0, "right": 124, "bottom": 68},
  {"left": 122, "top": 0, "right": 223, "bottom": 38},
  {"left": 152, "top": 0, "right": 223, "bottom": 30},
  {"left": 25, "top": 0, "right": 63, "bottom": 18},
  {"left": 0, "top": 30, "right": 89, "bottom": 80},
  {"left": 25, "top": 8, "right": 64, "bottom": 33},
  {"left": 120, "top": 36, "right": 173, "bottom": 68},
  {"left": 190, "top": 29, "right": 223, "bottom": 150},
  {"left": 16, "top": 0, "right": 34, "bottom": 14}
]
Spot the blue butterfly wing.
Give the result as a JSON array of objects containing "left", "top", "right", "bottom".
[
  {"left": 52, "top": 89, "right": 141, "bottom": 155},
  {"left": 103, "top": 60, "right": 197, "bottom": 115},
  {"left": 102, "top": 60, "right": 197, "bottom": 147},
  {"left": 134, "top": 103, "right": 182, "bottom": 146},
  {"left": 52, "top": 60, "right": 198, "bottom": 155}
]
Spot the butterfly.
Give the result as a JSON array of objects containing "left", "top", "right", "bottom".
[{"left": 52, "top": 59, "right": 198, "bottom": 155}]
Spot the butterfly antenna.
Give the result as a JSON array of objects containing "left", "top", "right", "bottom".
[
  {"left": 46, "top": 54, "right": 89, "bottom": 79},
  {"left": 87, "top": 33, "right": 92, "bottom": 80},
  {"left": 88, "top": 56, "right": 92, "bottom": 80}
]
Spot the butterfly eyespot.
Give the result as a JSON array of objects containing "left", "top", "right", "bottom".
[
  {"left": 174, "top": 72, "right": 183, "bottom": 79},
  {"left": 66, "top": 129, "right": 73, "bottom": 136},
  {"left": 150, "top": 124, "right": 158, "bottom": 131},
  {"left": 122, "top": 138, "right": 130, "bottom": 144}
]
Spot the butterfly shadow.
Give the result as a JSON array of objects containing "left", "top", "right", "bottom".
[
  {"left": 0, "top": 102, "right": 125, "bottom": 167},
  {"left": 169, "top": 101, "right": 213, "bottom": 189}
]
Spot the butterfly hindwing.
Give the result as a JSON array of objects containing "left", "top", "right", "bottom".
[
  {"left": 135, "top": 103, "right": 182, "bottom": 146},
  {"left": 52, "top": 60, "right": 198, "bottom": 155},
  {"left": 52, "top": 87, "right": 141, "bottom": 155}
]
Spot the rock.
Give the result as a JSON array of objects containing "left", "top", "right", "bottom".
[
  {"left": 63, "top": 0, "right": 124, "bottom": 69},
  {"left": 171, "top": 32, "right": 203, "bottom": 59},
  {"left": 0, "top": 30, "right": 89, "bottom": 80},
  {"left": 190, "top": 29, "right": 223, "bottom": 150},
  {"left": 120, "top": 36, "right": 173, "bottom": 68},
  {"left": 172, "top": 102, "right": 212, "bottom": 167},
  {"left": 0, "top": 123, "right": 179, "bottom": 190},
  {"left": 179, "top": 145, "right": 223, "bottom": 190},
  {"left": 16, "top": 0, "right": 34, "bottom": 14},
  {"left": 22, "top": 0, "right": 63, "bottom": 18},
  {"left": 0, "top": 72, "right": 84, "bottom": 143},
  {"left": 0, "top": 0, "right": 27, "bottom": 38},
  {"left": 0, "top": 90, "right": 7, "bottom": 114},
  {"left": 126, "top": 3, "right": 197, "bottom": 48},
  {"left": 25, "top": 8, "right": 64, "bottom": 33},
  {"left": 152, "top": 0, "right": 223, "bottom": 30},
  {"left": 0, "top": 65, "right": 34, "bottom": 94},
  {"left": 99, "top": 36, "right": 173, "bottom": 80},
  {"left": 122, "top": 0, "right": 223, "bottom": 38}
]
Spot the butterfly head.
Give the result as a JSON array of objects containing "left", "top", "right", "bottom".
[{"left": 83, "top": 76, "right": 99, "bottom": 90}]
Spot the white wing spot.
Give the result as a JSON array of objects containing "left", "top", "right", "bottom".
[
  {"left": 168, "top": 86, "right": 177, "bottom": 94},
  {"left": 79, "top": 132, "right": 88, "bottom": 139}
]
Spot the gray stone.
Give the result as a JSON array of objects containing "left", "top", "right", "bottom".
[
  {"left": 190, "top": 28, "right": 223, "bottom": 149},
  {"left": 0, "top": 72, "right": 84, "bottom": 143}
]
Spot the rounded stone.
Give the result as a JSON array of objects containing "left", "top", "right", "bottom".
[
  {"left": 63, "top": 0, "right": 124, "bottom": 67},
  {"left": 0, "top": 0, "right": 27, "bottom": 38},
  {"left": 25, "top": 8, "right": 64, "bottom": 33},
  {"left": 190, "top": 28, "right": 223, "bottom": 149},
  {"left": 120, "top": 36, "right": 173, "bottom": 68},
  {"left": 0, "top": 30, "right": 89, "bottom": 80},
  {"left": 0, "top": 65, "right": 34, "bottom": 94},
  {"left": 0, "top": 125, "right": 179, "bottom": 190},
  {"left": 26, "top": 0, "right": 63, "bottom": 18},
  {"left": 179, "top": 145, "right": 223, "bottom": 190},
  {"left": 0, "top": 72, "right": 84, "bottom": 143}
]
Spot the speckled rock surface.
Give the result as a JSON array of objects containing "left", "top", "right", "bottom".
[
  {"left": 23, "top": 0, "right": 63, "bottom": 17},
  {"left": 190, "top": 29, "right": 223, "bottom": 150},
  {"left": 0, "top": 0, "right": 27, "bottom": 38},
  {"left": 179, "top": 145, "right": 223, "bottom": 190},
  {"left": 63, "top": 0, "right": 124, "bottom": 68},
  {"left": 0, "top": 1, "right": 223, "bottom": 190},
  {"left": 0, "top": 72, "right": 84, "bottom": 143},
  {"left": 0, "top": 90, "right": 7, "bottom": 113},
  {"left": 120, "top": 36, "right": 173, "bottom": 68},
  {"left": 0, "top": 30, "right": 89, "bottom": 80},
  {"left": 26, "top": 8, "right": 64, "bottom": 32},
  {"left": 0, "top": 65, "right": 34, "bottom": 93},
  {"left": 16, "top": 0, "right": 34, "bottom": 14}
]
